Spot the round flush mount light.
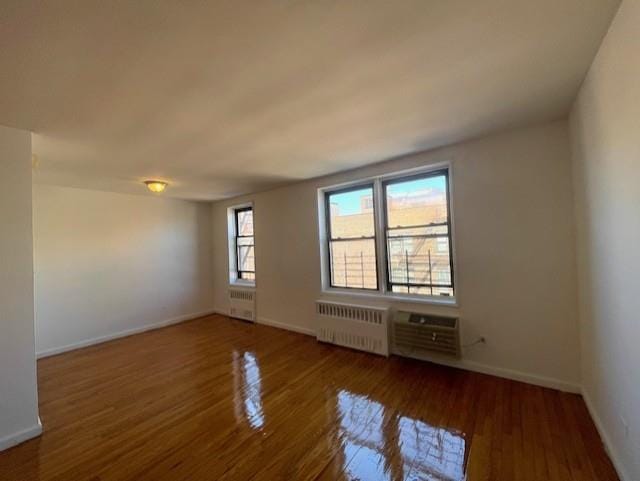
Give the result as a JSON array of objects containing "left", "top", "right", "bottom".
[{"left": 144, "top": 180, "right": 168, "bottom": 193}]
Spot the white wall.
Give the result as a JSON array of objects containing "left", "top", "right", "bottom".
[
  {"left": 212, "top": 120, "right": 581, "bottom": 391},
  {"left": 33, "top": 185, "right": 215, "bottom": 356},
  {"left": 0, "top": 125, "right": 41, "bottom": 450},
  {"left": 570, "top": 1, "right": 639, "bottom": 479}
]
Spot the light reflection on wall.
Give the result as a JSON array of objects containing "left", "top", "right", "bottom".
[
  {"left": 232, "top": 351, "right": 265, "bottom": 430},
  {"left": 336, "top": 390, "right": 466, "bottom": 481}
]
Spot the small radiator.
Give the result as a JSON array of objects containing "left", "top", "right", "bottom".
[
  {"left": 315, "top": 301, "right": 390, "bottom": 356},
  {"left": 392, "top": 311, "right": 460, "bottom": 359},
  {"left": 229, "top": 288, "right": 256, "bottom": 322}
]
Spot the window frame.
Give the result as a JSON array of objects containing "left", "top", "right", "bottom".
[
  {"left": 324, "top": 182, "right": 380, "bottom": 291},
  {"left": 318, "top": 164, "right": 457, "bottom": 306},
  {"left": 234, "top": 206, "right": 255, "bottom": 282},
  {"left": 227, "top": 202, "right": 256, "bottom": 287},
  {"left": 381, "top": 168, "right": 455, "bottom": 296}
]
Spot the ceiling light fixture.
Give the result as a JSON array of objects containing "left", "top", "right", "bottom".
[{"left": 144, "top": 180, "right": 168, "bottom": 193}]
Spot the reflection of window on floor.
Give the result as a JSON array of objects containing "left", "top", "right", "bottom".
[
  {"left": 338, "top": 390, "right": 390, "bottom": 481},
  {"left": 398, "top": 416, "right": 466, "bottom": 480},
  {"left": 336, "top": 390, "right": 466, "bottom": 480},
  {"left": 232, "top": 351, "right": 264, "bottom": 430}
]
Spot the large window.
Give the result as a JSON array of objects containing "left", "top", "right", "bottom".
[
  {"left": 325, "top": 185, "right": 378, "bottom": 289},
  {"left": 234, "top": 206, "right": 255, "bottom": 281},
  {"left": 321, "top": 168, "right": 455, "bottom": 300}
]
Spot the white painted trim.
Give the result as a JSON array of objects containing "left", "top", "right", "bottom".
[
  {"left": 229, "top": 281, "right": 255, "bottom": 289},
  {"left": 390, "top": 347, "right": 581, "bottom": 393},
  {"left": 0, "top": 417, "right": 42, "bottom": 452},
  {"left": 582, "top": 389, "right": 630, "bottom": 481},
  {"left": 257, "top": 316, "right": 315, "bottom": 337},
  {"left": 460, "top": 359, "right": 581, "bottom": 393},
  {"left": 36, "top": 309, "right": 219, "bottom": 359},
  {"left": 216, "top": 307, "right": 313, "bottom": 335}
]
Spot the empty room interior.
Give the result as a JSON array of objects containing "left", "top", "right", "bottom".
[{"left": 0, "top": 1, "right": 638, "bottom": 480}]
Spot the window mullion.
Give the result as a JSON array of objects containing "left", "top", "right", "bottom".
[
  {"left": 234, "top": 209, "right": 240, "bottom": 280},
  {"left": 373, "top": 179, "right": 387, "bottom": 294}
]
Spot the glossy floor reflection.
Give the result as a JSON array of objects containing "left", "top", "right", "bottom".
[
  {"left": 334, "top": 390, "right": 466, "bottom": 481},
  {"left": 233, "top": 350, "right": 265, "bottom": 430},
  {"left": 0, "top": 315, "right": 619, "bottom": 481}
]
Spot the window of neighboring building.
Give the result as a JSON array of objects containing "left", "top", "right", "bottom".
[
  {"left": 325, "top": 184, "right": 378, "bottom": 290},
  {"left": 229, "top": 205, "right": 255, "bottom": 284},
  {"left": 320, "top": 166, "right": 455, "bottom": 302}
]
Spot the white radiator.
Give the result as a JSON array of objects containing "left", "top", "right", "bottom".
[
  {"left": 229, "top": 288, "right": 256, "bottom": 322},
  {"left": 315, "top": 300, "right": 390, "bottom": 356}
]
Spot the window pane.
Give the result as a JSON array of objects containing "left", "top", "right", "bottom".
[
  {"left": 384, "top": 172, "right": 454, "bottom": 297},
  {"left": 385, "top": 175, "right": 448, "bottom": 228},
  {"left": 238, "top": 245, "right": 255, "bottom": 273},
  {"left": 391, "top": 285, "right": 409, "bottom": 294},
  {"left": 387, "top": 224, "right": 448, "bottom": 238},
  {"left": 431, "top": 286, "right": 453, "bottom": 297},
  {"left": 392, "top": 284, "right": 452, "bottom": 298},
  {"left": 329, "top": 239, "right": 377, "bottom": 289},
  {"left": 238, "top": 236, "right": 254, "bottom": 247},
  {"left": 237, "top": 209, "right": 254, "bottom": 236},
  {"left": 328, "top": 187, "right": 375, "bottom": 239},
  {"left": 387, "top": 237, "right": 452, "bottom": 286}
]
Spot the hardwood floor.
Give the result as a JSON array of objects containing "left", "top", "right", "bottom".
[{"left": 0, "top": 314, "right": 618, "bottom": 481}]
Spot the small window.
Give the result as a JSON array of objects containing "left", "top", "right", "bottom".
[
  {"left": 325, "top": 185, "right": 378, "bottom": 290},
  {"left": 234, "top": 207, "right": 255, "bottom": 281}
]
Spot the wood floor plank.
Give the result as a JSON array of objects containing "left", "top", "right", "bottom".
[{"left": 0, "top": 314, "right": 619, "bottom": 481}]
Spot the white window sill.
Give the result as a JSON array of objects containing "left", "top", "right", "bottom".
[
  {"left": 229, "top": 280, "right": 256, "bottom": 289},
  {"left": 320, "top": 287, "right": 458, "bottom": 308}
]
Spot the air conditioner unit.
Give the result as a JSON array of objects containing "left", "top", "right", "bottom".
[
  {"left": 229, "top": 288, "right": 256, "bottom": 322},
  {"left": 392, "top": 311, "right": 460, "bottom": 359},
  {"left": 315, "top": 301, "right": 390, "bottom": 356}
]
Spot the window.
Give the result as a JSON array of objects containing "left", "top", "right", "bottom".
[
  {"left": 233, "top": 206, "right": 255, "bottom": 282},
  {"left": 383, "top": 171, "right": 454, "bottom": 297},
  {"left": 325, "top": 185, "right": 378, "bottom": 290},
  {"left": 321, "top": 167, "right": 455, "bottom": 301}
]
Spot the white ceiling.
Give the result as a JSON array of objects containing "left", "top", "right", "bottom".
[{"left": 0, "top": 0, "right": 620, "bottom": 200}]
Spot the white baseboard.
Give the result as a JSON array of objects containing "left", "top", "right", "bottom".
[
  {"left": 212, "top": 306, "right": 229, "bottom": 316},
  {"left": 214, "top": 307, "right": 316, "bottom": 337},
  {"left": 389, "top": 348, "right": 581, "bottom": 393},
  {"left": 460, "top": 359, "right": 581, "bottom": 393},
  {"left": 582, "top": 389, "right": 630, "bottom": 481},
  {"left": 257, "top": 316, "right": 315, "bottom": 337},
  {"left": 36, "top": 309, "right": 219, "bottom": 359},
  {"left": 461, "top": 361, "right": 581, "bottom": 394},
  {"left": 0, "top": 417, "right": 42, "bottom": 452}
]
